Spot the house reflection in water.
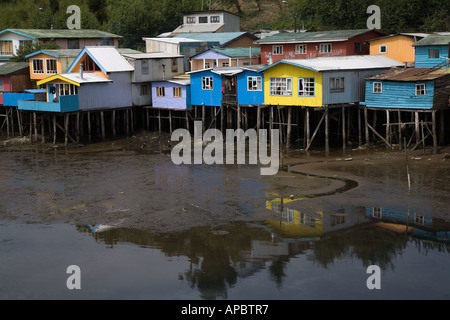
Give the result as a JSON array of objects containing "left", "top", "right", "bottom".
[{"left": 366, "top": 207, "right": 450, "bottom": 243}]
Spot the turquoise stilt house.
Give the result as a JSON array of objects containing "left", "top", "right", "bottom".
[{"left": 413, "top": 34, "right": 450, "bottom": 68}]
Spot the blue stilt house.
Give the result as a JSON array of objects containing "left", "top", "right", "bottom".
[
  {"left": 413, "top": 34, "right": 450, "bottom": 68},
  {"left": 188, "top": 65, "right": 265, "bottom": 107}
]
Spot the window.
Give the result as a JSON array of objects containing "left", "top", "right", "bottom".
[
  {"left": 373, "top": 82, "right": 382, "bottom": 94},
  {"left": 0, "top": 40, "right": 13, "bottom": 56},
  {"left": 273, "top": 45, "right": 283, "bottom": 55},
  {"left": 204, "top": 62, "right": 211, "bottom": 69},
  {"left": 56, "top": 83, "right": 78, "bottom": 96},
  {"left": 428, "top": 49, "right": 440, "bottom": 59},
  {"left": 187, "top": 17, "right": 196, "bottom": 24},
  {"left": 82, "top": 55, "right": 101, "bottom": 72},
  {"left": 0, "top": 78, "right": 3, "bottom": 91},
  {"left": 414, "top": 214, "right": 425, "bottom": 225},
  {"left": 379, "top": 45, "right": 387, "bottom": 54},
  {"left": 156, "top": 86, "right": 165, "bottom": 97},
  {"left": 320, "top": 43, "right": 332, "bottom": 53},
  {"left": 173, "top": 87, "right": 182, "bottom": 98},
  {"left": 68, "top": 39, "right": 80, "bottom": 49},
  {"left": 32, "top": 59, "right": 44, "bottom": 74},
  {"left": 222, "top": 62, "right": 229, "bottom": 67},
  {"left": 416, "top": 83, "right": 426, "bottom": 96},
  {"left": 100, "top": 38, "right": 114, "bottom": 46},
  {"left": 295, "top": 44, "right": 306, "bottom": 54},
  {"left": 354, "top": 42, "right": 362, "bottom": 53},
  {"left": 330, "top": 77, "right": 345, "bottom": 93},
  {"left": 270, "top": 77, "right": 292, "bottom": 96},
  {"left": 141, "top": 60, "right": 149, "bottom": 75},
  {"left": 247, "top": 76, "right": 262, "bottom": 91},
  {"left": 199, "top": 16, "right": 208, "bottom": 23},
  {"left": 140, "top": 84, "right": 148, "bottom": 96},
  {"left": 171, "top": 58, "right": 178, "bottom": 72},
  {"left": 373, "top": 207, "right": 382, "bottom": 218},
  {"left": 211, "top": 16, "right": 220, "bottom": 23},
  {"left": 298, "top": 77, "right": 315, "bottom": 96},
  {"left": 19, "top": 40, "right": 32, "bottom": 49},
  {"left": 202, "top": 77, "right": 213, "bottom": 90},
  {"left": 46, "top": 59, "right": 58, "bottom": 74}
]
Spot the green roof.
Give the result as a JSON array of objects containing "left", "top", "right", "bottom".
[
  {"left": 0, "top": 62, "right": 29, "bottom": 75},
  {"left": 256, "top": 29, "right": 380, "bottom": 43},
  {"left": 413, "top": 34, "right": 450, "bottom": 46},
  {"left": 212, "top": 47, "right": 260, "bottom": 58},
  {"left": 1, "top": 29, "right": 122, "bottom": 39}
]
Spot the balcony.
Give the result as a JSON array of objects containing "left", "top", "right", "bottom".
[{"left": 18, "top": 95, "right": 79, "bottom": 113}]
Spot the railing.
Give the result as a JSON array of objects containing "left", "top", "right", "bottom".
[{"left": 18, "top": 95, "right": 79, "bottom": 113}]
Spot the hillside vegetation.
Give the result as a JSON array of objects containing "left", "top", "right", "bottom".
[{"left": 0, "top": 0, "right": 448, "bottom": 49}]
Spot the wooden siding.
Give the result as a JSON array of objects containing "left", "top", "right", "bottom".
[
  {"left": 236, "top": 70, "right": 264, "bottom": 105},
  {"left": 369, "top": 35, "right": 417, "bottom": 63},
  {"left": 415, "top": 45, "right": 450, "bottom": 68},
  {"left": 78, "top": 72, "right": 132, "bottom": 110},
  {"left": 364, "top": 79, "right": 435, "bottom": 110},
  {"left": 152, "top": 81, "right": 190, "bottom": 110},
  {"left": 322, "top": 69, "right": 390, "bottom": 105},
  {"left": 262, "top": 62, "right": 322, "bottom": 107},
  {"left": 190, "top": 70, "right": 223, "bottom": 107}
]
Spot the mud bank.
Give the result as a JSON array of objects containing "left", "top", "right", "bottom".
[{"left": 1, "top": 131, "right": 449, "bottom": 234}]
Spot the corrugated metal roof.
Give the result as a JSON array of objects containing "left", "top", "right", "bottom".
[
  {"left": 80, "top": 47, "right": 134, "bottom": 73},
  {"left": 174, "top": 32, "right": 257, "bottom": 46},
  {"left": 256, "top": 29, "right": 381, "bottom": 44},
  {"left": 0, "top": 28, "right": 122, "bottom": 39},
  {"left": 367, "top": 33, "right": 429, "bottom": 42},
  {"left": 143, "top": 37, "right": 204, "bottom": 44},
  {"left": 211, "top": 47, "right": 261, "bottom": 58},
  {"left": 367, "top": 67, "right": 450, "bottom": 81},
  {"left": 261, "top": 55, "right": 404, "bottom": 72},
  {"left": 122, "top": 53, "right": 184, "bottom": 60},
  {"left": 37, "top": 73, "right": 112, "bottom": 86},
  {"left": 171, "top": 24, "right": 224, "bottom": 34},
  {"left": 0, "top": 62, "right": 29, "bottom": 75},
  {"left": 413, "top": 34, "right": 450, "bottom": 46},
  {"left": 26, "top": 49, "right": 82, "bottom": 58}
]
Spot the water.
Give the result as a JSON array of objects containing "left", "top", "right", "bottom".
[{"left": 1, "top": 145, "right": 450, "bottom": 300}]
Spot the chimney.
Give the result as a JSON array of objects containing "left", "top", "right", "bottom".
[{"left": 80, "top": 63, "right": 84, "bottom": 79}]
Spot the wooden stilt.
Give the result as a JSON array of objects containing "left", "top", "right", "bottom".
[
  {"left": 439, "top": 110, "right": 445, "bottom": 145},
  {"left": 364, "top": 107, "right": 369, "bottom": 145},
  {"left": 41, "top": 114, "right": 45, "bottom": 144},
  {"left": 358, "top": 107, "right": 362, "bottom": 147},
  {"left": 87, "top": 111, "right": 92, "bottom": 143},
  {"left": 306, "top": 109, "right": 325, "bottom": 151},
  {"left": 64, "top": 113, "right": 69, "bottom": 146},
  {"left": 100, "top": 111, "right": 105, "bottom": 140},
  {"left": 29, "top": 113, "right": 32, "bottom": 142},
  {"left": 398, "top": 110, "right": 402, "bottom": 150},
  {"left": 305, "top": 108, "right": 310, "bottom": 149},
  {"left": 10, "top": 108, "right": 15, "bottom": 137},
  {"left": 158, "top": 109, "right": 161, "bottom": 133},
  {"left": 112, "top": 110, "right": 116, "bottom": 138},
  {"left": 286, "top": 107, "right": 292, "bottom": 148},
  {"left": 237, "top": 106, "right": 241, "bottom": 130},
  {"left": 169, "top": 109, "right": 173, "bottom": 134},
  {"left": 256, "top": 106, "right": 261, "bottom": 132},
  {"left": 386, "top": 110, "right": 390, "bottom": 149},
  {"left": 415, "top": 112, "right": 420, "bottom": 144},
  {"left": 202, "top": 104, "right": 205, "bottom": 132},
  {"left": 130, "top": 108, "right": 134, "bottom": 133},
  {"left": 17, "top": 108, "right": 23, "bottom": 136},
  {"left": 5, "top": 108, "right": 10, "bottom": 138},
  {"left": 432, "top": 109, "right": 437, "bottom": 154},
  {"left": 53, "top": 114, "right": 57, "bottom": 145},
  {"left": 33, "top": 112, "right": 38, "bottom": 141},
  {"left": 325, "top": 107, "right": 329, "bottom": 153},
  {"left": 76, "top": 112, "right": 80, "bottom": 143},
  {"left": 186, "top": 110, "right": 190, "bottom": 132},
  {"left": 342, "top": 106, "right": 346, "bottom": 150}
]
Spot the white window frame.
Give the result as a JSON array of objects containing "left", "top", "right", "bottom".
[
  {"left": 186, "top": 16, "right": 196, "bottom": 24},
  {"left": 373, "top": 82, "right": 382, "bottom": 94},
  {"left": 373, "top": 207, "right": 382, "bottom": 218},
  {"left": 199, "top": 16, "right": 208, "bottom": 23},
  {"left": 247, "top": 76, "right": 262, "bottom": 91},
  {"left": 295, "top": 44, "right": 306, "bottom": 54},
  {"left": 298, "top": 77, "right": 315, "bottom": 96},
  {"left": 32, "top": 59, "right": 44, "bottom": 74},
  {"left": 55, "top": 83, "right": 78, "bottom": 96},
  {"left": 210, "top": 15, "right": 220, "bottom": 23},
  {"left": 379, "top": 45, "right": 387, "bottom": 54},
  {"left": 330, "top": 77, "right": 345, "bottom": 93},
  {"left": 270, "top": 77, "right": 292, "bottom": 96},
  {"left": 273, "top": 45, "right": 283, "bottom": 55},
  {"left": 320, "top": 43, "right": 332, "bottom": 54},
  {"left": 46, "top": 59, "right": 58, "bottom": 74},
  {"left": 222, "top": 62, "right": 229, "bottom": 67},
  {"left": 202, "top": 76, "right": 213, "bottom": 90},
  {"left": 416, "top": 83, "right": 426, "bottom": 96}
]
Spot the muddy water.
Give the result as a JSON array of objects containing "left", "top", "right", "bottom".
[{"left": 1, "top": 142, "right": 450, "bottom": 300}]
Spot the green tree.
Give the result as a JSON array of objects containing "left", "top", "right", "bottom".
[{"left": 10, "top": 40, "right": 61, "bottom": 62}]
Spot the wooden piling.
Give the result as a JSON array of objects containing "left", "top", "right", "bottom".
[{"left": 286, "top": 107, "right": 292, "bottom": 148}]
